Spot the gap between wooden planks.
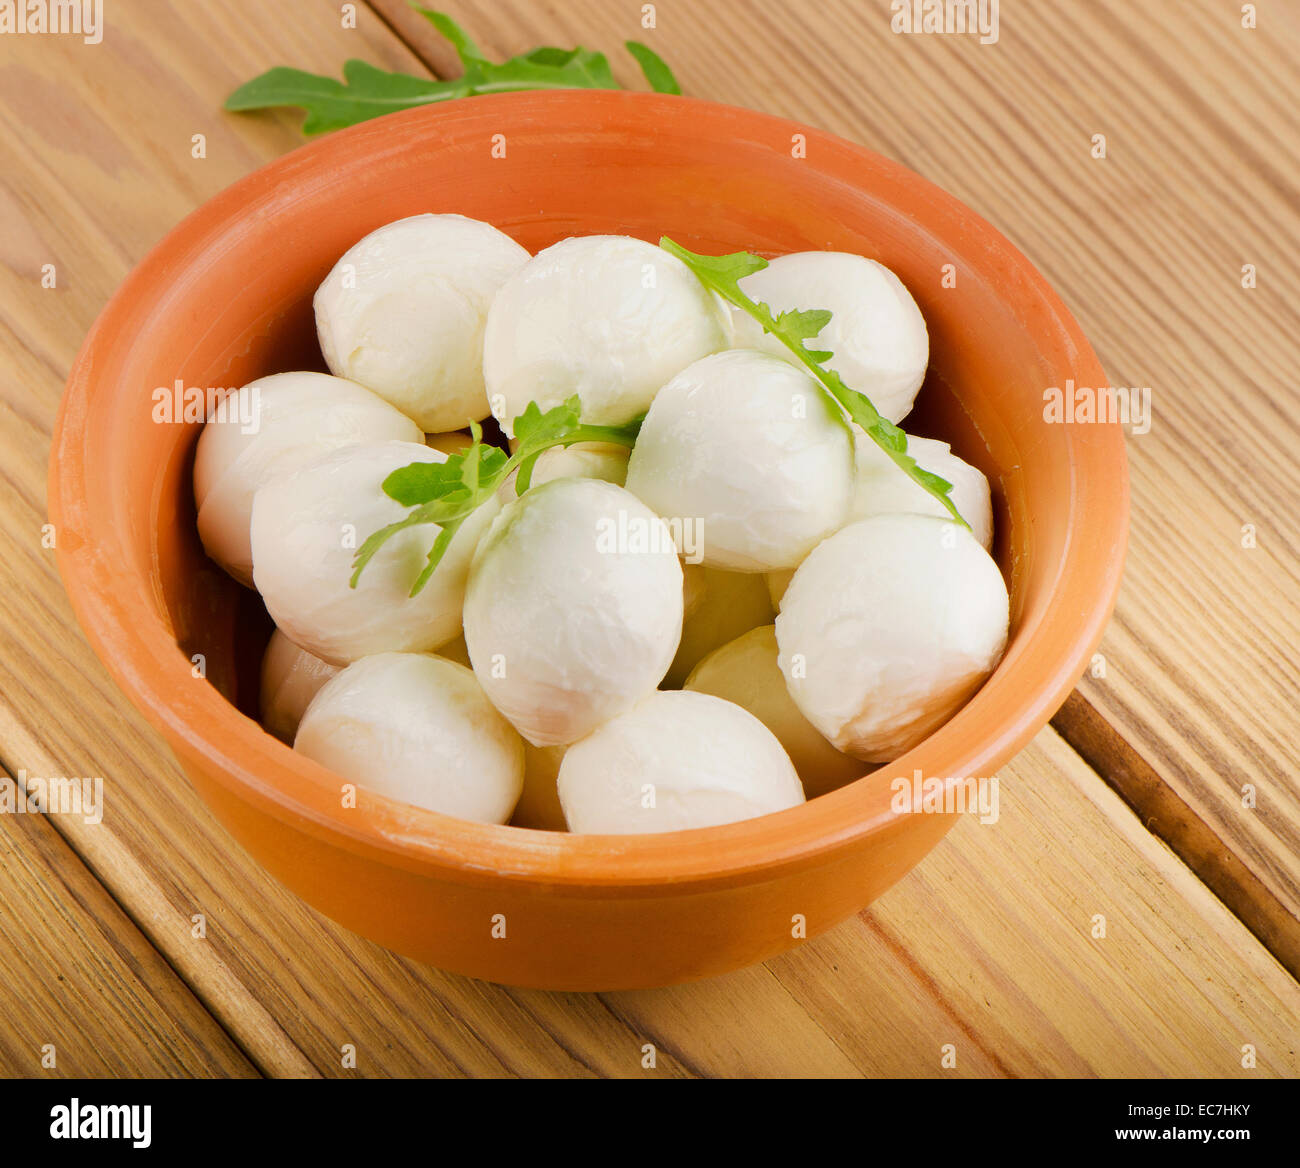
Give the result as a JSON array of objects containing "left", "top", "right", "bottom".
[
  {"left": 366, "top": 0, "right": 1300, "bottom": 976},
  {"left": 0, "top": 0, "right": 1294, "bottom": 1076},
  {"left": 1054, "top": 692, "right": 1300, "bottom": 982}
]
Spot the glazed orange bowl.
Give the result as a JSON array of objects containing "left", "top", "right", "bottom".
[{"left": 49, "top": 91, "right": 1127, "bottom": 991}]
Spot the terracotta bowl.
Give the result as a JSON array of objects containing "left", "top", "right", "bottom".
[{"left": 50, "top": 92, "right": 1127, "bottom": 990}]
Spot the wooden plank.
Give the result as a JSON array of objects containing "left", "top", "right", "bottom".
[
  {"left": 1054, "top": 691, "right": 1300, "bottom": 980},
  {"left": 376, "top": 0, "right": 1300, "bottom": 968},
  {"left": 0, "top": 768, "right": 256, "bottom": 1077},
  {"left": 0, "top": 0, "right": 1294, "bottom": 1077},
  {"left": 825, "top": 727, "right": 1298, "bottom": 1077}
]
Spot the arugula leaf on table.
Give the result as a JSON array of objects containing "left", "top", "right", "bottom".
[
  {"left": 522, "top": 47, "right": 582, "bottom": 67},
  {"left": 225, "top": 7, "right": 681, "bottom": 135},
  {"left": 623, "top": 42, "right": 681, "bottom": 94},
  {"left": 224, "top": 61, "right": 467, "bottom": 135},
  {"left": 351, "top": 402, "right": 642, "bottom": 596},
  {"left": 659, "top": 238, "right": 969, "bottom": 529},
  {"left": 418, "top": 7, "right": 490, "bottom": 64}
]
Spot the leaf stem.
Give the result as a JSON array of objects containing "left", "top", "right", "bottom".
[
  {"left": 659, "top": 237, "right": 968, "bottom": 529},
  {"left": 351, "top": 403, "right": 641, "bottom": 594}
]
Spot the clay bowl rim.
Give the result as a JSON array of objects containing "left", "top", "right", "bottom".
[{"left": 49, "top": 91, "right": 1128, "bottom": 893}]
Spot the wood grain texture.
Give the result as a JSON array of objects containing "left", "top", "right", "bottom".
[
  {"left": 1054, "top": 690, "right": 1300, "bottom": 981},
  {"left": 775, "top": 727, "right": 1299, "bottom": 1077},
  {"left": 374, "top": 0, "right": 1300, "bottom": 996},
  {"left": 0, "top": 769, "right": 255, "bottom": 1077},
  {"left": 0, "top": 0, "right": 1294, "bottom": 1077}
]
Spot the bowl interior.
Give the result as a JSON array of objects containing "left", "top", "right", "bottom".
[{"left": 53, "top": 92, "right": 1125, "bottom": 882}]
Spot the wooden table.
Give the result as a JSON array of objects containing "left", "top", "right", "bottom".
[{"left": 1, "top": 0, "right": 1296, "bottom": 1077}]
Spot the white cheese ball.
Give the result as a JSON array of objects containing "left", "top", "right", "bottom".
[
  {"left": 665, "top": 566, "right": 775, "bottom": 688},
  {"left": 494, "top": 441, "right": 629, "bottom": 505},
  {"left": 733, "top": 251, "right": 929, "bottom": 424},
  {"left": 463, "top": 478, "right": 683, "bottom": 746},
  {"left": 295, "top": 653, "right": 524, "bottom": 824},
  {"left": 852, "top": 429, "right": 994, "bottom": 551},
  {"left": 529, "top": 442, "right": 630, "bottom": 488},
  {"left": 625, "top": 349, "right": 854, "bottom": 571},
  {"left": 251, "top": 440, "right": 498, "bottom": 664},
  {"left": 777, "top": 514, "right": 1009, "bottom": 762},
  {"left": 685, "top": 626, "right": 863, "bottom": 799},
  {"left": 558, "top": 690, "right": 805, "bottom": 834},
  {"left": 194, "top": 372, "right": 421, "bottom": 586},
  {"left": 315, "top": 213, "right": 530, "bottom": 432},
  {"left": 763, "top": 432, "right": 991, "bottom": 607},
  {"left": 259, "top": 629, "right": 341, "bottom": 744},
  {"left": 482, "top": 235, "right": 731, "bottom": 433}
]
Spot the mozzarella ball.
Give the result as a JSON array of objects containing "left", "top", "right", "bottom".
[
  {"left": 665, "top": 566, "right": 775, "bottom": 688},
  {"left": 686, "top": 626, "right": 863, "bottom": 798},
  {"left": 315, "top": 213, "right": 529, "bottom": 432},
  {"left": 511, "top": 742, "right": 569, "bottom": 832},
  {"left": 295, "top": 653, "right": 524, "bottom": 824},
  {"left": 259, "top": 629, "right": 341, "bottom": 743},
  {"left": 558, "top": 690, "right": 805, "bottom": 834},
  {"left": 733, "top": 251, "right": 929, "bottom": 424},
  {"left": 483, "top": 235, "right": 731, "bottom": 433},
  {"left": 530, "top": 442, "right": 630, "bottom": 488},
  {"left": 194, "top": 372, "right": 421, "bottom": 586},
  {"left": 251, "top": 440, "right": 498, "bottom": 664},
  {"left": 763, "top": 433, "right": 991, "bottom": 607},
  {"left": 625, "top": 349, "right": 854, "bottom": 571},
  {"left": 852, "top": 429, "right": 994, "bottom": 550},
  {"left": 776, "top": 514, "right": 1009, "bottom": 762},
  {"left": 463, "top": 478, "right": 683, "bottom": 746},
  {"left": 494, "top": 440, "right": 629, "bottom": 505}
]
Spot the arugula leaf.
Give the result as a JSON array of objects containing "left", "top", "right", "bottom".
[
  {"left": 522, "top": 47, "right": 582, "bottom": 67},
  {"left": 624, "top": 41, "right": 682, "bottom": 94},
  {"left": 227, "top": 8, "right": 680, "bottom": 135},
  {"left": 352, "top": 402, "right": 641, "bottom": 596},
  {"left": 659, "top": 237, "right": 969, "bottom": 530},
  {"left": 413, "top": 7, "right": 622, "bottom": 91},
  {"left": 471, "top": 51, "right": 618, "bottom": 93},
  {"left": 416, "top": 7, "right": 489, "bottom": 65},
  {"left": 224, "top": 61, "right": 465, "bottom": 135},
  {"left": 383, "top": 443, "right": 505, "bottom": 507}
]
